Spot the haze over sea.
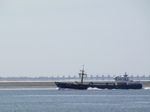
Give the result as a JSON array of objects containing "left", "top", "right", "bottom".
[
  {"left": 0, "top": 88, "right": 150, "bottom": 112},
  {"left": 1, "top": 0, "right": 150, "bottom": 77}
]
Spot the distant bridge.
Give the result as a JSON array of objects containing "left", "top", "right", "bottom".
[{"left": 0, "top": 75, "right": 150, "bottom": 81}]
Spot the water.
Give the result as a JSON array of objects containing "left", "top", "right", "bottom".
[{"left": 0, "top": 88, "right": 150, "bottom": 112}]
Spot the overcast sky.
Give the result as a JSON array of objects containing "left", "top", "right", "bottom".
[{"left": 0, "top": 0, "right": 150, "bottom": 77}]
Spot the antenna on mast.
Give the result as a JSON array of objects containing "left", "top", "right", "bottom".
[
  {"left": 82, "top": 65, "right": 84, "bottom": 71},
  {"left": 79, "top": 65, "right": 87, "bottom": 84}
]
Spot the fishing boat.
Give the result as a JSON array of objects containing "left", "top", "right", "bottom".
[{"left": 55, "top": 67, "right": 142, "bottom": 90}]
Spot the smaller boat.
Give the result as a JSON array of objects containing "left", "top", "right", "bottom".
[{"left": 55, "top": 67, "right": 142, "bottom": 90}]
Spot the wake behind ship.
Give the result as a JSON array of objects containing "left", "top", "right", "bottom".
[{"left": 55, "top": 67, "right": 142, "bottom": 90}]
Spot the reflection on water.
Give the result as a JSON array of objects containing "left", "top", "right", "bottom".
[{"left": 0, "top": 88, "right": 149, "bottom": 112}]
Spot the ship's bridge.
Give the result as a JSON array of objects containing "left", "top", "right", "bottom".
[{"left": 114, "top": 72, "right": 132, "bottom": 85}]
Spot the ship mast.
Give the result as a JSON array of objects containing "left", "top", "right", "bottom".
[{"left": 79, "top": 65, "right": 87, "bottom": 84}]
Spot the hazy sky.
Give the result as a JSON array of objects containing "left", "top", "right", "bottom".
[{"left": 0, "top": 0, "right": 150, "bottom": 77}]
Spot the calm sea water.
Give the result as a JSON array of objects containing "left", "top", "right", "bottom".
[{"left": 0, "top": 88, "right": 149, "bottom": 112}]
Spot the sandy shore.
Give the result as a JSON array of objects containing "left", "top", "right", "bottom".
[
  {"left": 0, "top": 81, "right": 150, "bottom": 88},
  {"left": 0, "top": 82, "right": 56, "bottom": 88}
]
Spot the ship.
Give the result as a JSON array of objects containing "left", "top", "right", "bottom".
[{"left": 55, "top": 67, "right": 142, "bottom": 90}]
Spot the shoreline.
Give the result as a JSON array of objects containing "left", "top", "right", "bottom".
[{"left": 0, "top": 81, "right": 150, "bottom": 88}]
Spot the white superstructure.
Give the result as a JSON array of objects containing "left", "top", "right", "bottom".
[{"left": 114, "top": 72, "right": 140, "bottom": 85}]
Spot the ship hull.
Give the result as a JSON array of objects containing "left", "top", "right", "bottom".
[
  {"left": 55, "top": 82, "right": 142, "bottom": 90},
  {"left": 55, "top": 82, "right": 89, "bottom": 90},
  {"left": 90, "top": 84, "right": 142, "bottom": 89}
]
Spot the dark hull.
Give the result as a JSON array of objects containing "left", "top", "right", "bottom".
[
  {"left": 55, "top": 82, "right": 142, "bottom": 90},
  {"left": 55, "top": 82, "right": 89, "bottom": 90}
]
